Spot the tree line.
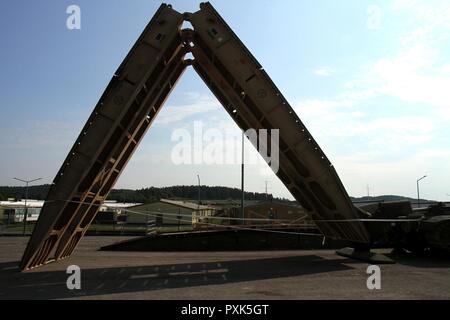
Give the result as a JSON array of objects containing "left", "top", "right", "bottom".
[
  {"left": 0, "top": 184, "right": 432, "bottom": 204},
  {"left": 0, "top": 184, "right": 283, "bottom": 204}
]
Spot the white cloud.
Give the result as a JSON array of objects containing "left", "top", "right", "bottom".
[
  {"left": 441, "top": 64, "right": 450, "bottom": 74},
  {"left": 155, "top": 93, "right": 220, "bottom": 125},
  {"left": 369, "top": 44, "right": 450, "bottom": 114},
  {"left": 334, "top": 147, "right": 450, "bottom": 200},
  {"left": 294, "top": 98, "right": 434, "bottom": 153},
  {"left": 314, "top": 67, "right": 333, "bottom": 77},
  {"left": 292, "top": 1, "right": 450, "bottom": 199},
  {"left": 340, "top": 1, "right": 450, "bottom": 121}
]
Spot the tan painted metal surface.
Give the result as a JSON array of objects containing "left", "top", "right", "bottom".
[
  {"left": 188, "top": 3, "right": 370, "bottom": 244},
  {"left": 21, "top": 2, "right": 369, "bottom": 271}
]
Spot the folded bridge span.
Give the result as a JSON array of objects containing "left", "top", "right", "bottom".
[{"left": 21, "top": 2, "right": 370, "bottom": 271}]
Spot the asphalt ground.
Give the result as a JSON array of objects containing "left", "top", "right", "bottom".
[{"left": 1, "top": 236, "right": 449, "bottom": 299}]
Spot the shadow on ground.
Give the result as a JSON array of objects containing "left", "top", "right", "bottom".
[
  {"left": 0, "top": 255, "right": 354, "bottom": 299},
  {"left": 388, "top": 250, "right": 450, "bottom": 268}
]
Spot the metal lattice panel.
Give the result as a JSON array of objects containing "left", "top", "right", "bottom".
[{"left": 21, "top": 4, "right": 186, "bottom": 270}]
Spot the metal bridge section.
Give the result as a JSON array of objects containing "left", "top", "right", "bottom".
[{"left": 21, "top": 2, "right": 370, "bottom": 271}]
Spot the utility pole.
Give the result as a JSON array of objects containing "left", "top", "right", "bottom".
[
  {"left": 416, "top": 175, "right": 427, "bottom": 208},
  {"left": 197, "top": 174, "right": 201, "bottom": 205},
  {"left": 13, "top": 177, "right": 42, "bottom": 235},
  {"left": 261, "top": 180, "right": 272, "bottom": 201},
  {"left": 265, "top": 181, "right": 269, "bottom": 200},
  {"left": 196, "top": 174, "right": 201, "bottom": 227},
  {"left": 241, "top": 131, "right": 245, "bottom": 225}
]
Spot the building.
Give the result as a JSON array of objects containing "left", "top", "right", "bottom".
[
  {"left": 0, "top": 200, "right": 43, "bottom": 224},
  {"left": 243, "top": 201, "right": 313, "bottom": 225},
  {"left": 95, "top": 200, "right": 142, "bottom": 224},
  {"left": 0, "top": 199, "right": 140, "bottom": 225},
  {"left": 100, "top": 200, "right": 143, "bottom": 213},
  {"left": 201, "top": 200, "right": 313, "bottom": 226},
  {"left": 126, "top": 199, "right": 215, "bottom": 227}
]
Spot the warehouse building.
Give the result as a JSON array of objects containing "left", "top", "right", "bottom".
[
  {"left": 126, "top": 199, "right": 215, "bottom": 227},
  {"left": 243, "top": 201, "right": 313, "bottom": 225},
  {"left": 0, "top": 200, "right": 43, "bottom": 224},
  {"left": 202, "top": 200, "right": 313, "bottom": 226}
]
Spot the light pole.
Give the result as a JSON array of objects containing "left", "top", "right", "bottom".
[
  {"left": 265, "top": 180, "right": 269, "bottom": 200},
  {"left": 196, "top": 174, "right": 201, "bottom": 226},
  {"left": 241, "top": 131, "right": 245, "bottom": 224},
  {"left": 13, "top": 177, "right": 42, "bottom": 235},
  {"left": 416, "top": 175, "right": 427, "bottom": 208},
  {"left": 197, "top": 174, "right": 201, "bottom": 205}
]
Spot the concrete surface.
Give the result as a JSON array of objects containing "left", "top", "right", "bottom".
[{"left": 0, "top": 236, "right": 449, "bottom": 300}]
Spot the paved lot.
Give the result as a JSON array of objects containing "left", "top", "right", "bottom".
[{"left": 1, "top": 236, "right": 450, "bottom": 299}]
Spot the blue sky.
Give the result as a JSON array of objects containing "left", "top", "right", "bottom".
[{"left": 0, "top": 0, "right": 449, "bottom": 201}]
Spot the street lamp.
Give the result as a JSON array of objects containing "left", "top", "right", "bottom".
[
  {"left": 416, "top": 175, "right": 427, "bottom": 208},
  {"left": 13, "top": 177, "right": 42, "bottom": 235}
]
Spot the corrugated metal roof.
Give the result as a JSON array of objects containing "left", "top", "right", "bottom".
[
  {"left": 0, "top": 200, "right": 44, "bottom": 208},
  {"left": 102, "top": 202, "right": 143, "bottom": 209}
]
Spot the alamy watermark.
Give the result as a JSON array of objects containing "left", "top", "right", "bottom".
[
  {"left": 366, "top": 265, "right": 381, "bottom": 290},
  {"left": 366, "top": 5, "right": 382, "bottom": 30},
  {"left": 170, "top": 122, "right": 280, "bottom": 174},
  {"left": 66, "top": 5, "right": 81, "bottom": 30},
  {"left": 66, "top": 265, "right": 81, "bottom": 290}
]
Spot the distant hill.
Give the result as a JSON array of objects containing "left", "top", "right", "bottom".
[
  {"left": 0, "top": 184, "right": 434, "bottom": 204},
  {"left": 350, "top": 195, "right": 434, "bottom": 204}
]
